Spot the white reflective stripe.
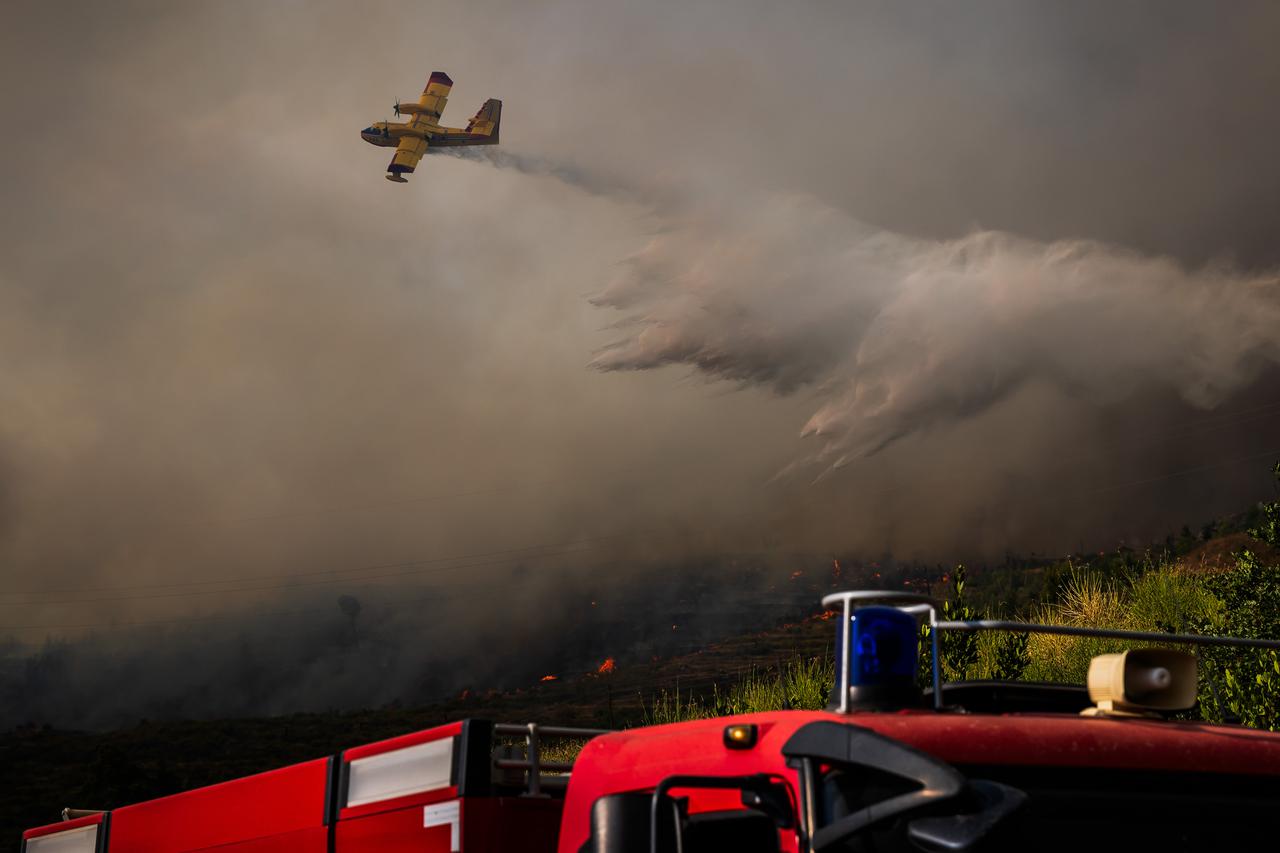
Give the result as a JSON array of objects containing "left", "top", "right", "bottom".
[
  {"left": 423, "top": 801, "right": 460, "bottom": 852},
  {"left": 346, "top": 737, "right": 454, "bottom": 807},
  {"left": 25, "top": 825, "right": 98, "bottom": 853}
]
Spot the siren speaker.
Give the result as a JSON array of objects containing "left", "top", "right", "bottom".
[{"left": 1086, "top": 648, "right": 1197, "bottom": 713}]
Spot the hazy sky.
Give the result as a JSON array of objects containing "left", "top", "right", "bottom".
[{"left": 2, "top": 1, "right": 1279, "bottom": 724}]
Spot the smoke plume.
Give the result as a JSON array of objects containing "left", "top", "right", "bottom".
[{"left": 591, "top": 195, "right": 1280, "bottom": 471}]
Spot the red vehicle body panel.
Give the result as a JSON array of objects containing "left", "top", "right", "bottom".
[
  {"left": 108, "top": 757, "right": 330, "bottom": 853},
  {"left": 335, "top": 798, "right": 562, "bottom": 853},
  {"left": 459, "top": 800, "right": 564, "bottom": 853},
  {"left": 556, "top": 709, "right": 1280, "bottom": 853},
  {"left": 337, "top": 805, "right": 456, "bottom": 853},
  {"left": 185, "top": 829, "right": 329, "bottom": 853},
  {"left": 336, "top": 721, "right": 462, "bottom": 824},
  {"left": 23, "top": 812, "right": 107, "bottom": 845},
  {"left": 342, "top": 721, "right": 464, "bottom": 763},
  {"left": 334, "top": 720, "right": 460, "bottom": 849}
]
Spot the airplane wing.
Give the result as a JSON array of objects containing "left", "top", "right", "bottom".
[
  {"left": 429, "top": 99, "right": 502, "bottom": 147},
  {"left": 388, "top": 72, "right": 452, "bottom": 179},
  {"left": 386, "top": 135, "right": 428, "bottom": 182},
  {"left": 416, "top": 71, "right": 452, "bottom": 123}
]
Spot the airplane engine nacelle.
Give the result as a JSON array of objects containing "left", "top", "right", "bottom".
[{"left": 395, "top": 103, "right": 430, "bottom": 117}]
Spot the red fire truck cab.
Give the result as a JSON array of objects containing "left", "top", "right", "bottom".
[{"left": 22, "top": 591, "right": 1280, "bottom": 853}]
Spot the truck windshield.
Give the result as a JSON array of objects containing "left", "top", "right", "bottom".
[{"left": 817, "top": 764, "right": 1280, "bottom": 851}]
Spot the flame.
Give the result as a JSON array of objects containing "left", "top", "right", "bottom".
[
  {"left": 541, "top": 674, "right": 558, "bottom": 682},
  {"left": 790, "top": 570, "right": 804, "bottom": 580},
  {"left": 597, "top": 657, "right": 616, "bottom": 675}
]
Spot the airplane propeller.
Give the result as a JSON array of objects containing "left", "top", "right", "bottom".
[{"left": 393, "top": 98, "right": 401, "bottom": 117}]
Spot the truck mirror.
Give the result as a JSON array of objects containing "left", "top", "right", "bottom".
[
  {"left": 782, "top": 721, "right": 964, "bottom": 850},
  {"left": 783, "top": 722, "right": 1027, "bottom": 852},
  {"left": 588, "top": 792, "right": 681, "bottom": 853},
  {"left": 650, "top": 775, "right": 787, "bottom": 853},
  {"left": 740, "top": 780, "right": 795, "bottom": 829},
  {"left": 906, "top": 780, "right": 1027, "bottom": 852}
]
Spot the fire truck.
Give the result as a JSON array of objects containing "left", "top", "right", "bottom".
[{"left": 22, "top": 591, "right": 1280, "bottom": 852}]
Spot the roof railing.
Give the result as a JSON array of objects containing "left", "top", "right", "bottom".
[
  {"left": 492, "top": 722, "right": 613, "bottom": 796},
  {"left": 822, "top": 590, "right": 1280, "bottom": 712}
]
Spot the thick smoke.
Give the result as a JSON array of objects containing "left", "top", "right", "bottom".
[
  {"left": 3, "top": 0, "right": 1280, "bottom": 728},
  {"left": 591, "top": 196, "right": 1280, "bottom": 470}
]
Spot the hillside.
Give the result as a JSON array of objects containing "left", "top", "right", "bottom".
[{"left": 6, "top": 503, "right": 1278, "bottom": 848}]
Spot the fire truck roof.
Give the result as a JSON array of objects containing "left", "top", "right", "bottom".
[{"left": 557, "top": 708, "right": 1280, "bottom": 853}]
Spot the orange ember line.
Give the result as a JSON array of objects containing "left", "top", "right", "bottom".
[
  {"left": 597, "top": 657, "right": 616, "bottom": 675},
  {"left": 540, "top": 674, "right": 558, "bottom": 682}
]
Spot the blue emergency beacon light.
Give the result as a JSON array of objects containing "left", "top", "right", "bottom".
[{"left": 824, "top": 591, "right": 940, "bottom": 712}]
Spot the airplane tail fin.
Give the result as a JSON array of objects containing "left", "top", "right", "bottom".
[
  {"left": 429, "top": 99, "right": 501, "bottom": 148},
  {"left": 464, "top": 98, "right": 501, "bottom": 143}
]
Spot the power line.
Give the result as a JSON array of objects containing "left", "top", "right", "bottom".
[
  {"left": 0, "top": 541, "right": 602, "bottom": 607},
  {"left": 5, "top": 401, "right": 1278, "bottom": 602},
  {"left": 0, "top": 554, "right": 776, "bottom": 633},
  {"left": 3, "top": 432, "right": 1277, "bottom": 630},
  {"left": 1083, "top": 447, "right": 1280, "bottom": 495},
  {"left": 0, "top": 606, "right": 331, "bottom": 633},
  {"left": 7, "top": 444, "right": 1279, "bottom": 609},
  {"left": 0, "top": 531, "right": 638, "bottom": 600},
  {"left": 0, "top": 574, "right": 557, "bottom": 632}
]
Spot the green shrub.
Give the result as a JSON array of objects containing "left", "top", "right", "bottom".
[
  {"left": 1197, "top": 550, "right": 1280, "bottom": 730},
  {"left": 642, "top": 656, "right": 833, "bottom": 725},
  {"left": 920, "top": 565, "right": 980, "bottom": 684},
  {"left": 1246, "top": 462, "right": 1280, "bottom": 546},
  {"left": 989, "top": 630, "right": 1030, "bottom": 681},
  {"left": 643, "top": 684, "right": 713, "bottom": 725},
  {"left": 1021, "top": 572, "right": 1134, "bottom": 684}
]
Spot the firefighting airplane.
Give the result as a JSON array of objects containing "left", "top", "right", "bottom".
[{"left": 360, "top": 72, "right": 501, "bottom": 183}]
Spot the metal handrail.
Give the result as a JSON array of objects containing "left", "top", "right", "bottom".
[
  {"left": 824, "top": 589, "right": 1280, "bottom": 712},
  {"left": 493, "top": 722, "right": 613, "bottom": 796},
  {"left": 935, "top": 619, "right": 1280, "bottom": 649}
]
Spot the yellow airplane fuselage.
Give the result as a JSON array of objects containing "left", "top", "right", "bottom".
[{"left": 359, "top": 121, "right": 435, "bottom": 147}]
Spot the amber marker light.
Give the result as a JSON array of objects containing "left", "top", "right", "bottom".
[{"left": 723, "top": 723, "right": 758, "bottom": 750}]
